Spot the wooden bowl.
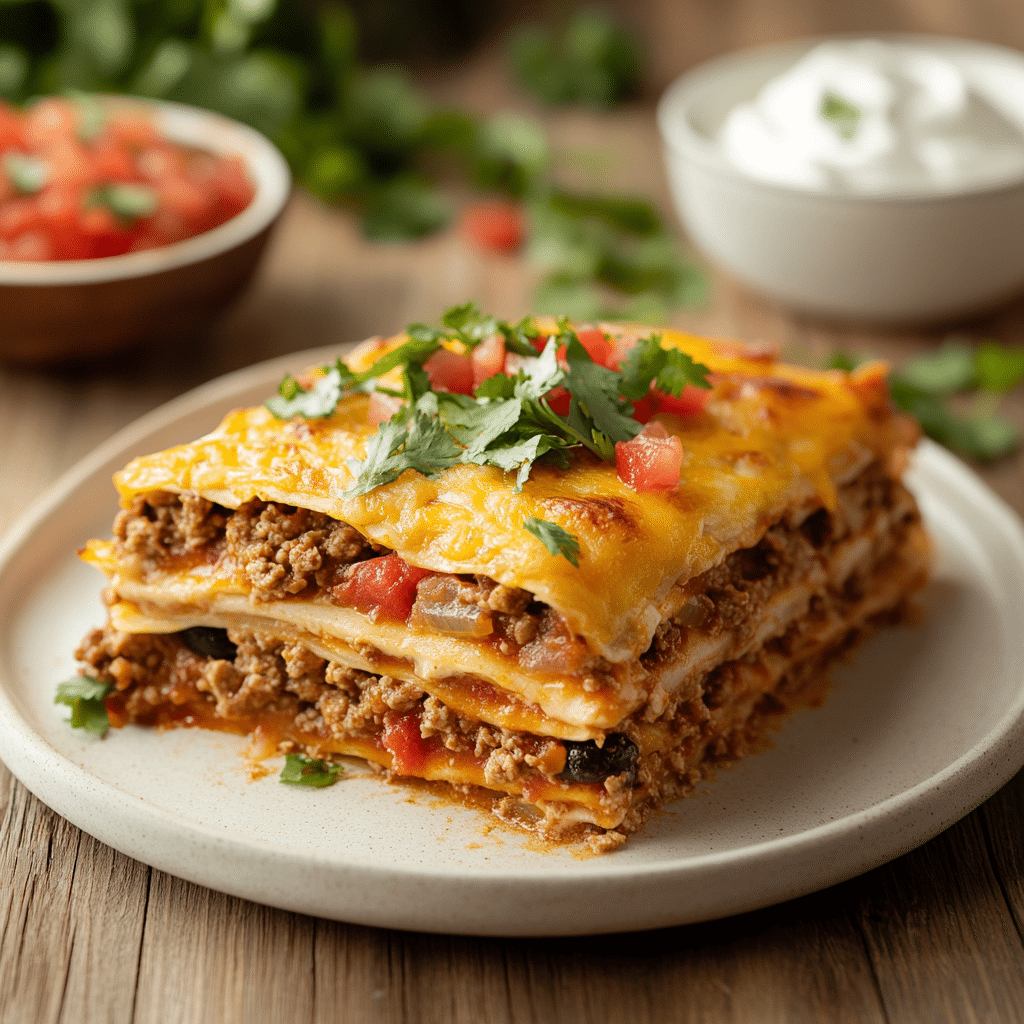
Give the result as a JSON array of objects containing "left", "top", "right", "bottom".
[{"left": 0, "top": 99, "right": 291, "bottom": 364}]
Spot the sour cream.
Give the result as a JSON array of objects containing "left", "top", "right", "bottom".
[{"left": 719, "top": 40, "right": 1024, "bottom": 193}]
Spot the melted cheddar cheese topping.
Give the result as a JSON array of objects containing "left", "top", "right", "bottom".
[{"left": 109, "top": 328, "right": 906, "bottom": 660}]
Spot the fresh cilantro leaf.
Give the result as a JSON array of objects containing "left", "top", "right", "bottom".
[
  {"left": 618, "top": 334, "right": 711, "bottom": 400},
  {"left": 509, "top": 8, "right": 640, "bottom": 108},
  {"left": 407, "top": 301, "right": 498, "bottom": 350},
  {"left": 55, "top": 677, "right": 113, "bottom": 736},
  {"left": 355, "top": 337, "right": 440, "bottom": 380},
  {"left": 523, "top": 516, "right": 580, "bottom": 566},
  {"left": 975, "top": 341, "right": 1024, "bottom": 394},
  {"left": 345, "top": 402, "right": 462, "bottom": 495},
  {"left": 895, "top": 343, "right": 975, "bottom": 395},
  {"left": 826, "top": 351, "right": 863, "bottom": 372},
  {"left": 561, "top": 332, "right": 640, "bottom": 443},
  {"left": 361, "top": 177, "right": 449, "bottom": 241},
  {"left": 474, "top": 372, "right": 517, "bottom": 400},
  {"left": 2, "top": 152, "right": 48, "bottom": 194},
  {"left": 498, "top": 316, "right": 543, "bottom": 356},
  {"left": 821, "top": 92, "right": 862, "bottom": 140},
  {"left": 280, "top": 753, "right": 343, "bottom": 787},
  {"left": 266, "top": 361, "right": 356, "bottom": 419}
]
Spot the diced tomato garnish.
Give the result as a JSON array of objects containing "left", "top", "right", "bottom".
[
  {"left": 382, "top": 709, "right": 430, "bottom": 775},
  {"left": 655, "top": 384, "right": 711, "bottom": 417},
  {"left": 24, "top": 97, "right": 76, "bottom": 150},
  {"left": 575, "top": 327, "right": 613, "bottom": 367},
  {"left": 471, "top": 334, "right": 505, "bottom": 388},
  {"left": 329, "top": 554, "right": 433, "bottom": 622},
  {"left": 630, "top": 394, "right": 657, "bottom": 424},
  {"left": 0, "top": 198, "right": 42, "bottom": 239},
  {"left": 615, "top": 432, "right": 683, "bottom": 492},
  {"left": 460, "top": 201, "right": 524, "bottom": 254},
  {"left": 545, "top": 386, "right": 571, "bottom": 416},
  {"left": 424, "top": 346, "right": 475, "bottom": 395},
  {"left": 5, "top": 231, "right": 51, "bottom": 261},
  {"left": 367, "top": 390, "right": 405, "bottom": 426}
]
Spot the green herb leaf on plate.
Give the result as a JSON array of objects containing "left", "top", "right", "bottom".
[
  {"left": 894, "top": 343, "right": 976, "bottom": 395},
  {"left": 280, "top": 752, "right": 343, "bottom": 787},
  {"left": 55, "top": 676, "right": 114, "bottom": 736}
]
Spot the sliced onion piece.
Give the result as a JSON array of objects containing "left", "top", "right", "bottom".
[{"left": 409, "top": 575, "right": 494, "bottom": 637}]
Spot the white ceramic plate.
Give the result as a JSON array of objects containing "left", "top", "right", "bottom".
[{"left": 2, "top": 350, "right": 1024, "bottom": 937}]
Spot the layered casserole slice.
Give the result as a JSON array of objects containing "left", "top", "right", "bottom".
[{"left": 71, "top": 311, "right": 929, "bottom": 849}]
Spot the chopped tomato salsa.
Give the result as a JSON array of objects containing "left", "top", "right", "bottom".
[{"left": 0, "top": 96, "right": 255, "bottom": 261}]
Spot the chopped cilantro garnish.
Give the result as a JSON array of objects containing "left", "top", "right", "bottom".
[
  {"left": 279, "top": 753, "right": 343, "bottom": 787},
  {"left": 821, "top": 92, "right": 862, "bottom": 140},
  {"left": 523, "top": 516, "right": 580, "bottom": 566},
  {"left": 2, "top": 152, "right": 48, "bottom": 194},
  {"left": 975, "top": 341, "right": 1024, "bottom": 394},
  {"left": 267, "top": 303, "right": 711, "bottom": 492},
  {"left": 618, "top": 333, "right": 711, "bottom": 400},
  {"left": 55, "top": 677, "right": 113, "bottom": 736},
  {"left": 93, "top": 183, "right": 158, "bottom": 222}
]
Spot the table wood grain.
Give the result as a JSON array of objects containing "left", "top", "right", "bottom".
[{"left": 6, "top": 3, "right": 1024, "bottom": 1020}]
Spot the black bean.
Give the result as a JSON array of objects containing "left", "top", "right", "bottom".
[
  {"left": 178, "top": 626, "right": 237, "bottom": 661},
  {"left": 557, "top": 733, "right": 639, "bottom": 786}
]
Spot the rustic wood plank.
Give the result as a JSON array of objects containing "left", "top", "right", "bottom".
[
  {"left": 132, "top": 871, "right": 316, "bottom": 1024},
  {"left": 857, "top": 814, "right": 1024, "bottom": 1023},
  {"left": 0, "top": 781, "right": 148, "bottom": 1024}
]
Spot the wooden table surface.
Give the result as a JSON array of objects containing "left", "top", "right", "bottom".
[{"left": 6, "top": 3, "right": 1024, "bottom": 1021}]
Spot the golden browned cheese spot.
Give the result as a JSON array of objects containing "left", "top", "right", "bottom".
[{"left": 542, "top": 496, "right": 638, "bottom": 535}]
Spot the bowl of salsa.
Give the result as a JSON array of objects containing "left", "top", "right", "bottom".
[{"left": 0, "top": 95, "right": 290, "bottom": 363}]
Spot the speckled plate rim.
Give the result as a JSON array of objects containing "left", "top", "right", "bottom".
[{"left": 1, "top": 349, "right": 1023, "bottom": 937}]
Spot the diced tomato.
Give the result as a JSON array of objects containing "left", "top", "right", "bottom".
[
  {"left": 424, "top": 346, "right": 474, "bottom": 394},
  {"left": 608, "top": 332, "right": 642, "bottom": 369},
  {"left": 329, "top": 554, "right": 433, "bottom": 622},
  {"left": 367, "top": 389, "right": 405, "bottom": 426},
  {"left": 630, "top": 394, "right": 657, "bottom": 424},
  {"left": 656, "top": 384, "right": 711, "bottom": 417},
  {"left": 545, "top": 386, "right": 571, "bottom": 416},
  {"left": 382, "top": 709, "right": 430, "bottom": 775},
  {"left": 575, "top": 327, "right": 613, "bottom": 367},
  {"left": 615, "top": 432, "right": 683, "bottom": 492},
  {"left": 460, "top": 201, "right": 524, "bottom": 254},
  {"left": 471, "top": 334, "right": 505, "bottom": 388}
]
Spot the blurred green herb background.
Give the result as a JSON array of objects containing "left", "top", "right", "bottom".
[
  {"left": 830, "top": 340, "right": 1024, "bottom": 462},
  {"left": 0, "top": 0, "right": 704, "bottom": 322}
]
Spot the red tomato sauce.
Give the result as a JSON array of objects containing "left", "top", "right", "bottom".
[{"left": 0, "top": 96, "right": 255, "bottom": 261}]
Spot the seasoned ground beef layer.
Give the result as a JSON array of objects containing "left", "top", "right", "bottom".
[{"left": 108, "top": 460, "right": 918, "bottom": 683}]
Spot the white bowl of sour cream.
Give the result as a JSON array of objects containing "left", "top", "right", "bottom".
[{"left": 658, "top": 36, "right": 1024, "bottom": 323}]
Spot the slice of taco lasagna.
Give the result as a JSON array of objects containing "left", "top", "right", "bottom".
[{"left": 71, "top": 310, "right": 930, "bottom": 850}]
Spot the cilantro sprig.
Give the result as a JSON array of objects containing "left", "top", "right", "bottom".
[
  {"left": 279, "top": 753, "right": 343, "bottom": 787},
  {"left": 830, "top": 339, "right": 1024, "bottom": 462},
  {"left": 55, "top": 677, "right": 114, "bottom": 736},
  {"left": 268, "top": 303, "right": 712, "bottom": 495},
  {"left": 524, "top": 516, "right": 580, "bottom": 566}
]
